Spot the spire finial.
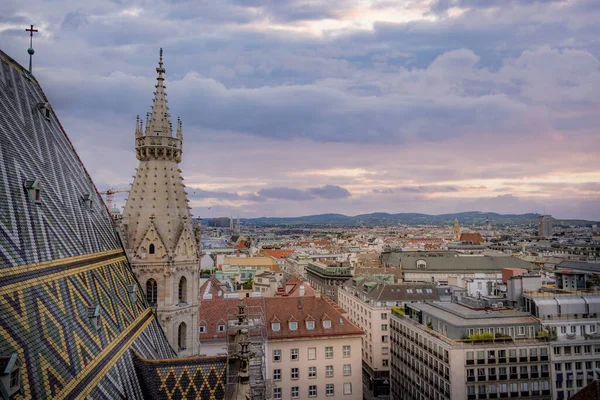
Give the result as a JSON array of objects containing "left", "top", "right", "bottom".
[{"left": 25, "top": 24, "right": 39, "bottom": 74}]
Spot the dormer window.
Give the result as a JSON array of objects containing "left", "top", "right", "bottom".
[
  {"left": 0, "top": 353, "right": 21, "bottom": 397},
  {"left": 81, "top": 192, "right": 93, "bottom": 210},
  {"left": 306, "top": 320, "right": 315, "bottom": 330},
  {"left": 24, "top": 179, "right": 41, "bottom": 204},
  {"left": 272, "top": 322, "right": 281, "bottom": 331},
  {"left": 88, "top": 305, "right": 101, "bottom": 331},
  {"left": 289, "top": 321, "right": 298, "bottom": 331},
  {"left": 323, "top": 319, "right": 332, "bottom": 329},
  {"left": 127, "top": 284, "right": 137, "bottom": 304}
]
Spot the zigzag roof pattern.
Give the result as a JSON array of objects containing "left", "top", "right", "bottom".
[{"left": 0, "top": 49, "right": 226, "bottom": 399}]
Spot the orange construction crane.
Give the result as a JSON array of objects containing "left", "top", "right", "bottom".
[{"left": 98, "top": 188, "right": 129, "bottom": 210}]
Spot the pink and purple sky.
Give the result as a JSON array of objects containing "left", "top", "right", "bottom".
[{"left": 2, "top": 0, "right": 599, "bottom": 219}]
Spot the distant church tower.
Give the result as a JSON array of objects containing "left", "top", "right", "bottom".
[
  {"left": 453, "top": 218, "right": 461, "bottom": 241},
  {"left": 121, "top": 49, "right": 200, "bottom": 356}
]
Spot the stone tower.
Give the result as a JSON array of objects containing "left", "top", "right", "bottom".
[
  {"left": 121, "top": 49, "right": 200, "bottom": 356},
  {"left": 453, "top": 218, "right": 461, "bottom": 241}
]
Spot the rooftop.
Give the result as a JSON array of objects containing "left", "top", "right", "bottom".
[{"left": 407, "top": 302, "right": 539, "bottom": 327}]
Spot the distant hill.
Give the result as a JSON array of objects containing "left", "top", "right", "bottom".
[{"left": 240, "top": 212, "right": 599, "bottom": 227}]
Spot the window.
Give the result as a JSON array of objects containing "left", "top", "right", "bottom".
[
  {"left": 326, "top": 365, "right": 333, "bottom": 377},
  {"left": 272, "top": 322, "right": 280, "bottom": 331},
  {"left": 178, "top": 276, "right": 187, "bottom": 303},
  {"left": 178, "top": 322, "right": 187, "bottom": 351},
  {"left": 149, "top": 243, "right": 155, "bottom": 254},
  {"left": 382, "top": 347, "right": 389, "bottom": 355},
  {"left": 199, "top": 324, "right": 206, "bottom": 333},
  {"left": 291, "top": 386, "right": 299, "bottom": 398},
  {"left": 343, "top": 382, "right": 352, "bottom": 395},
  {"left": 323, "top": 319, "right": 332, "bottom": 329},
  {"left": 343, "top": 364, "right": 351, "bottom": 376},
  {"left": 9, "top": 369, "right": 19, "bottom": 390},
  {"left": 273, "top": 350, "right": 281, "bottom": 362},
  {"left": 382, "top": 359, "right": 389, "bottom": 367},
  {"left": 575, "top": 346, "right": 581, "bottom": 355},
  {"left": 217, "top": 324, "right": 225, "bottom": 332},
  {"left": 309, "top": 366, "right": 317, "bottom": 378},
  {"left": 326, "top": 383, "right": 334, "bottom": 396},
  {"left": 407, "top": 289, "right": 413, "bottom": 293},
  {"left": 273, "top": 388, "right": 282, "bottom": 399},
  {"left": 382, "top": 335, "right": 389, "bottom": 343},
  {"left": 381, "top": 324, "right": 388, "bottom": 331},
  {"left": 291, "top": 367, "right": 299, "bottom": 379},
  {"left": 309, "top": 385, "right": 317, "bottom": 397},
  {"left": 343, "top": 345, "right": 351, "bottom": 357},
  {"left": 290, "top": 348, "right": 299, "bottom": 360},
  {"left": 308, "top": 347, "right": 316, "bottom": 360},
  {"left": 289, "top": 321, "right": 298, "bottom": 331},
  {"left": 554, "top": 347, "right": 561, "bottom": 355},
  {"left": 518, "top": 326, "right": 525, "bottom": 336},
  {"left": 146, "top": 279, "right": 157, "bottom": 305},
  {"left": 306, "top": 320, "right": 315, "bottom": 330},
  {"left": 325, "top": 346, "right": 333, "bottom": 358},
  {"left": 381, "top": 313, "right": 388, "bottom": 319},
  {"left": 273, "top": 369, "right": 281, "bottom": 380}
]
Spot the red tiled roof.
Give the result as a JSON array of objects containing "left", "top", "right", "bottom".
[
  {"left": 460, "top": 233, "right": 483, "bottom": 244},
  {"left": 571, "top": 380, "right": 600, "bottom": 400},
  {"left": 264, "top": 295, "right": 363, "bottom": 340},
  {"left": 263, "top": 249, "right": 295, "bottom": 259}
]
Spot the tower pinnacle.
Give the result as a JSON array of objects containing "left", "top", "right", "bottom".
[{"left": 147, "top": 48, "right": 170, "bottom": 137}]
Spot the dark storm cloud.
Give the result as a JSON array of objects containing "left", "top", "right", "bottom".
[
  {"left": 307, "top": 185, "right": 352, "bottom": 199},
  {"left": 258, "top": 185, "right": 351, "bottom": 201}
]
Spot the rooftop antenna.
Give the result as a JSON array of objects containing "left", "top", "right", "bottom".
[{"left": 25, "top": 24, "right": 39, "bottom": 74}]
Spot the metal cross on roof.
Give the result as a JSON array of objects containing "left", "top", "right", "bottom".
[{"left": 25, "top": 24, "right": 38, "bottom": 74}]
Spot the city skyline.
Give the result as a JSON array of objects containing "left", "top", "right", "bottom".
[{"left": 1, "top": 0, "right": 599, "bottom": 219}]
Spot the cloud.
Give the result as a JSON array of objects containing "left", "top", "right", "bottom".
[
  {"left": 1, "top": 0, "right": 598, "bottom": 219},
  {"left": 258, "top": 185, "right": 352, "bottom": 201}
]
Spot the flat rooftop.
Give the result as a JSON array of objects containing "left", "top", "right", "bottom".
[{"left": 409, "top": 302, "right": 539, "bottom": 327}]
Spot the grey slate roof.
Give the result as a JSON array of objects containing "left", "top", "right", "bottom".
[
  {"left": 556, "top": 261, "right": 600, "bottom": 273},
  {"left": 382, "top": 251, "right": 535, "bottom": 272},
  {"left": 344, "top": 277, "right": 440, "bottom": 302}
]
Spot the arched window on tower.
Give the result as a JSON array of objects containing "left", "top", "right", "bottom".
[
  {"left": 146, "top": 278, "right": 157, "bottom": 305},
  {"left": 178, "top": 322, "right": 187, "bottom": 351},
  {"left": 178, "top": 276, "right": 187, "bottom": 304},
  {"left": 149, "top": 243, "right": 155, "bottom": 254}
]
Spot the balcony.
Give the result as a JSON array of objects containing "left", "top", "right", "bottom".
[
  {"left": 499, "top": 375, "right": 507, "bottom": 381},
  {"left": 498, "top": 357, "right": 507, "bottom": 363},
  {"left": 530, "top": 373, "right": 539, "bottom": 378},
  {"left": 519, "top": 357, "right": 528, "bottom": 362},
  {"left": 509, "top": 357, "right": 517, "bottom": 363},
  {"left": 520, "top": 373, "right": 529, "bottom": 379},
  {"left": 489, "top": 394, "right": 498, "bottom": 399},
  {"left": 520, "top": 392, "right": 529, "bottom": 397},
  {"left": 510, "top": 374, "right": 518, "bottom": 380},
  {"left": 488, "top": 375, "right": 497, "bottom": 381}
]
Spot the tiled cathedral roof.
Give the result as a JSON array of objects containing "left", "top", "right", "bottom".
[{"left": 0, "top": 49, "right": 225, "bottom": 399}]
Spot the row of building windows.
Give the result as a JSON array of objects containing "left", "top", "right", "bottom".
[
  {"left": 272, "top": 364, "right": 352, "bottom": 380},
  {"left": 467, "top": 381, "right": 550, "bottom": 394},
  {"left": 272, "top": 383, "right": 353, "bottom": 399},
  {"left": 271, "top": 319, "right": 326, "bottom": 331},
  {"left": 466, "top": 364, "right": 549, "bottom": 378},
  {"left": 272, "top": 346, "right": 351, "bottom": 362},
  {"left": 466, "top": 347, "right": 549, "bottom": 362},
  {"left": 555, "top": 360, "right": 600, "bottom": 371},
  {"left": 553, "top": 344, "right": 600, "bottom": 356}
]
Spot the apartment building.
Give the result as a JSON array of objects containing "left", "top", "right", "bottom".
[
  {"left": 338, "top": 276, "right": 439, "bottom": 398},
  {"left": 265, "top": 294, "right": 364, "bottom": 400},
  {"left": 380, "top": 252, "right": 534, "bottom": 283},
  {"left": 524, "top": 292, "right": 600, "bottom": 400},
  {"left": 305, "top": 261, "right": 353, "bottom": 302},
  {"left": 390, "top": 301, "right": 552, "bottom": 400}
]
